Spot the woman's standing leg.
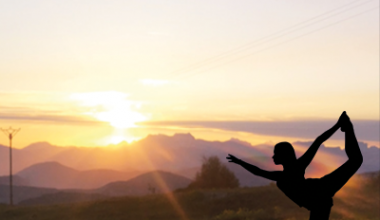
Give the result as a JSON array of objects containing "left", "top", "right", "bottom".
[{"left": 309, "top": 207, "right": 332, "bottom": 220}]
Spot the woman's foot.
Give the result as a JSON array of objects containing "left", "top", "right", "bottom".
[{"left": 339, "top": 112, "right": 352, "bottom": 132}]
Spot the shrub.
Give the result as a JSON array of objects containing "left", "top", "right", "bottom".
[{"left": 189, "top": 156, "right": 239, "bottom": 189}]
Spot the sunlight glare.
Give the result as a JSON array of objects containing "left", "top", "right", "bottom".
[{"left": 70, "top": 91, "right": 147, "bottom": 128}]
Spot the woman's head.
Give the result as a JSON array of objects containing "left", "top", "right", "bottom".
[{"left": 272, "top": 142, "right": 297, "bottom": 165}]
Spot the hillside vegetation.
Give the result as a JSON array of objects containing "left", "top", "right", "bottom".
[{"left": 0, "top": 173, "right": 378, "bottom": 220}]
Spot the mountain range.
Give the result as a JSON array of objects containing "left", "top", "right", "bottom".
[
  {"left": 0, "top": 133, "right": 378, "bottom": 190},
  {"left": 0, "top": 131, "right": 377, "bottom": 205}
]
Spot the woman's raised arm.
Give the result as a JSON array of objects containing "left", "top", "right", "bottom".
[
  {"left": 297, "top": 112, "right": 345, "bottom": 169},
  {"left": 227, "top": 154, "right": 281, "bottom": 181}
]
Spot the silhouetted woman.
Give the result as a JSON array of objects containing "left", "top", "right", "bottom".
[{"left": 227, "top": 112, "right": 362, "bottom": 220}]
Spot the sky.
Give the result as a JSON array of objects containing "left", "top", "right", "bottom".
[{"left": 0, "top": 0, "right": 378, "bottom": 148}]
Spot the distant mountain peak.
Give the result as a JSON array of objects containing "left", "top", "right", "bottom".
[
  {"left": 31, "top": 161, "right": 66, "bottom": 166},
  {"left": 141, "top": 170, "right": 177, "bottom": 176},
  {"left": 17, "top": 161, "right": 78, "bottom": 175},
  {"left": 106, "top": 141, "right": 129, "bottom": 148},
  {"left": 227, "top": 138, "right": 252, "bottom": 146},
  {"left": 144, "top": 133, "right": 195, "bottom": 142},
  {"left": 173, "top": 133, "right": 195, "bottom": 140},
  {"left": 22, "top": 142, "right": 56, "bottom": 150}
]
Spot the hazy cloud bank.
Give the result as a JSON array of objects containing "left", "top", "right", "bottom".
[
  {"left": 139, "top": 120, "right": 380, "bottom": 141},
  {"left": 0, "top": 113, "right": 104, "bottom": 125}
]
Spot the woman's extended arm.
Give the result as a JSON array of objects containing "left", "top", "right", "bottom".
[
  {"left": 297, "top": 112, "right": 345, "bottom": 169},
  {"left": 227, "top": 154, "right": 281, "bottom": 181}
]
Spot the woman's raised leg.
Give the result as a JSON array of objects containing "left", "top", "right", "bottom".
[{"left": 321, "top": 113, "right": 363, "bottom": 197}]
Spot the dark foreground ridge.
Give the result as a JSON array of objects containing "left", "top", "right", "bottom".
[{"left": 0, "top": 172, "right": 378, "bottom": 220}]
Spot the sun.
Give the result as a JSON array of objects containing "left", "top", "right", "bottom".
[
  {"left": 107, "top": 132, "right": 139, "bottom": 144},
  {"left": 70, "top": 91, "right": 147, "bottom": 128},
  {"left": 95, "top": 107, "right": 146, "bottom": 128}
]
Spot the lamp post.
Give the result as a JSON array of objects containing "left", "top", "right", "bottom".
[{"left": 0, "top": 127, "right": 20, "bottom": 206}]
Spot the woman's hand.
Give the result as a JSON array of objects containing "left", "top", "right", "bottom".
[{"left": 226, "top": 154, "right": 241, "bottom": 164}]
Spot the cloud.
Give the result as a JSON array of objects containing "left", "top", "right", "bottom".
[
  {"left": 0, "top": 113, "right": 104, "bottom": 125},
  {"left": 0, "top": 91, "right": 148, "bottom": 128},
  {"left": 139, "top": 120, "right": 380, "bottom": 142}
]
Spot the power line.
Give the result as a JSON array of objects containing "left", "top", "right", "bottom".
[
  {"left": 148, "top": 4, "right": 378, "bottom": 101},
  {"left": 157, "top": 0, "right": 377, "bottom": 80},
  {"left": 0, "top": 127, "right": 21, "bottom": 206},
  {"left": 174, "top": 6, "right": 379, "bottom": 80}
]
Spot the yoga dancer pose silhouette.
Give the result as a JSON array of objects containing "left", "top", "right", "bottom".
[{"left": 227, "top": 112, "right": 362, "bottom": 220}]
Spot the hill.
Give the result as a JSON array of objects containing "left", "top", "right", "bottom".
[
  {"left": 17, "top": 170, "right": 192, "bottom": 205},
  {"left": 0, "top": 185, "right": 58, "bottom": 204},
  {"left": 16, "top": 162, "right": 141, "bottom": 189},
  {"left": 16, "top": 162, "right": 78, "bottom": 189},
  {"left": 0, "top": 175, "right": 29, "bottom": 186},
  {"left": 93, "top": 170, "right": 192, "bottom": 196}
]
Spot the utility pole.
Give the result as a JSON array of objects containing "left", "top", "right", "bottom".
[{"left": 0, "top": 127, "right": 20, "bottom": 206}]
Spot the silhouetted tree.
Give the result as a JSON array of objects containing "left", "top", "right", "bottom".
[{"left": 189, "top": 156, "right": 239, "bottom": 189}]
